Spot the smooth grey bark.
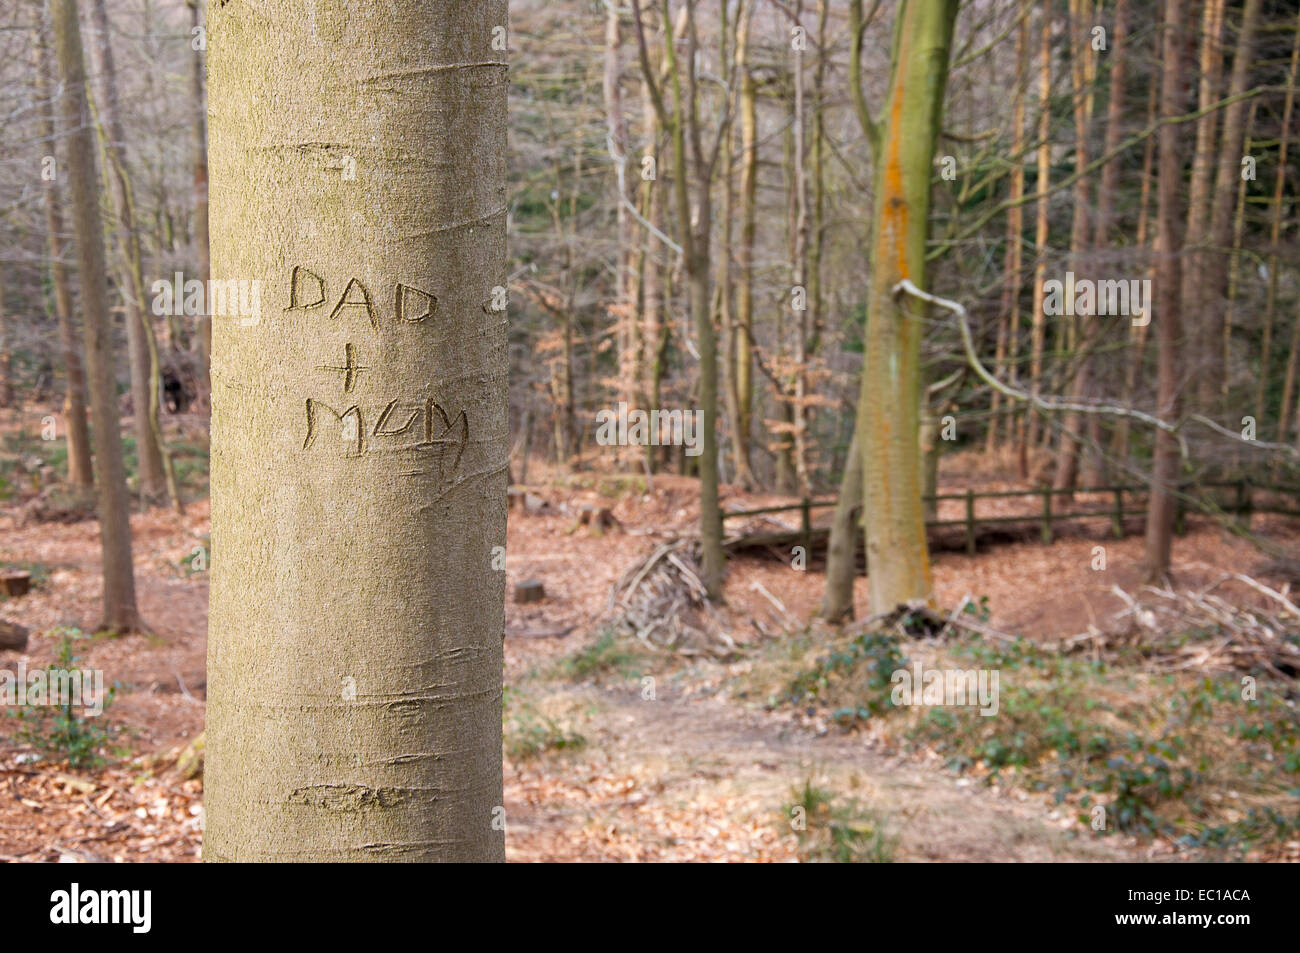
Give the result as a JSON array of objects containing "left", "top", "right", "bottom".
[
  {"left": 34, "top": 16, "right": 93, "bottom": 488},
  {"left": 204, "top": 0, "right": 508, "bottom": 862}
]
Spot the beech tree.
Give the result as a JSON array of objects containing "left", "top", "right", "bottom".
[
  {"left": 51, "top": 0, "right": 140, "bottom": 632},
  {"left": 1144, "top": 0, "right": 1187, "bottom": 582},
  {"left": 631, "top": 0, "right": 727, "bottom": 600},
  {"left": 88, "top": 0, "right": 178, "bottom": 511},
  {"left": 33, "top": 15, "right": 92, "bottom": 489},
  {"left": 204, "top": 0, "right": 509, "bottom": 861},
  {"left": 855, "top": 0, "right": 959, "bottom": 612}
]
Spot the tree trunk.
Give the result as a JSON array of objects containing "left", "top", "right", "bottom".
[
  {"left": 52, "top": 0, "right": 140, "bottom": 633},
  {"left": 1079, "top": 0, "right": 1129, "bottom": 489},
  {"left": 989, "top": 1, "right": 1030, "bottom": 456},
  {"left": 734, "top": 7, "right": 757, "bottom": 486},
  {"left": 819, "top": 424, "right": 863, "bottom": 623},
  {"left": 1144, "top": 0, "right": 1186, "bottom": 583},
  {"left": 857, "top": 0, "right": 958, "bottom": 612},
  {"left": 87, "top": 0, "right": 172, "bottom": 507},
  {"left": 1179, "top": 0, "right": 1223, "bottom": 396},
  {"left": 1264, "top": 10, "right": 1300, "bottom": 438},
  {"left": 1052, "top": 0, "right": 1098, "bottom": 497},
  {"left": 1197, "top": 0, "right": 1261, "bottom": 415},
  {"left": 0, "top": 269, "right": 10, "bottom": 408},
  {"left": 605, "top": 0, "right": 639, "bottom": 423},
  {"left": 34, "top": 18, "right": 93, "bottom": 489},
  {"left": 1110, "top": 76, "right": 1158, "bottom": 467},
  {"left": 636, "top": 0, "right": 724, "bottom": 598},
  {"left": 204, "top": 0, "right": 508, "bottom": 861},
  {"left": 188, "top": 0, "right": 212, "bottom": 415},
  {"left": 1024, "top": 4, "right": 1052, "bottom": 463}
]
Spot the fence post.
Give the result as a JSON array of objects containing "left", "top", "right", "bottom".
[
  {"left": 800, "top": 497, "right": 811, "bottom": 553},
  {"left": 965, "top": 488, "right": 976, "bottom": 555},
  {"left": 1239, "top": 478, "right": 1253, "bottom": 530},
  {"left": 1041, "top": 486, "right": 1053, "bottom": 544},
  {"left": 1112, "top": 486, "right": 1124, "bottom": 539}
]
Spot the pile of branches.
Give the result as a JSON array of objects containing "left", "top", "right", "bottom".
[
  {"left": 607, "top": 540, "right": 738, "bottom": 658},
  {"left": 839, "top": 597, "right": 1022, "bottom": 644},
  {"left": 1064, "top": 573, "right": 1300, "bottom": 678}
]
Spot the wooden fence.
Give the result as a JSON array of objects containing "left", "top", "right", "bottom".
[{"left": 719, "top": 479, "right": 1300, "bottom": 557}]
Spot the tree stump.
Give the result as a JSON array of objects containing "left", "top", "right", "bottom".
[
  {"left": 0, "top": 619, "right": 30, "bottom": 652},
  {"left": 578, "top": 505, "right": 619, "bottom": 532},
  {"left": 513, "top": 580, "right": 545, "bottom": 604},
  {"left": 0, "top": 570, "right": 31, "bottom": 598}
]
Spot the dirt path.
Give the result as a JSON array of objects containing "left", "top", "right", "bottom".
[{"left": 503, "top": 675, "right": 1172, "bottom": 862}]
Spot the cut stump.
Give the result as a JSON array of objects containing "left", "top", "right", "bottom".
[
  {"left": 0, "top": 619, "right": 30, "bottom": 651},
  {"left": 0, "top": 570, "right": 31, "bottom": 598},
  {"left": 513, "top": 580, "right": 545, "bottom": 604}
]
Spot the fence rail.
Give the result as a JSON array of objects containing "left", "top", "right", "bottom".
[{"left": 719, "top": 479, "right": 1297, "bottom": 556}]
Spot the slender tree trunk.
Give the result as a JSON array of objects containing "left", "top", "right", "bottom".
[
  {"left": 605, "top": 0, "right": 639, "bottom": 424},
  {"left": 1180, "top": 0, "right": 1223, "bottom": 391},
  {"left": 1111, "top": 76, "right": 1158, "bottom": 466},
  {"left": 1264, "top": 10, "right": 1300, "bottom": 437},
  {"left": 635, "top": 0, "right": 724, "bottom": 598},
  {"left": 640, "top": 81, "right": 666, "bottom": 472},
  {"left": 34, "top": 18, "right": 94, "bottom": 488},
  {"left": 0, "top": 270, "right": 10, "bottom": 408},
  {"left": 204, "top": 0, "right": 508, "bottom": 861},
  {"left": 989, "top": 2, "right": 1030, "bottom": 456},
  {"left": 1078, "top": 0, "right": 1129, "bottom": 488},
  {"left": 857, "top": 0, "right": 958, "bottom": 611},
  {"left": 1224, "top": 100, "right": 1256, "bottom": 423},
  {"left": 87, "top": 0, "right": 172, "bottom": 507},
  {"left": 1024, "top": 5, "right": 1052, "bottom": 464},
  {"left": 1144, "top": 0, "right": 1186, "bottom": 583},
  {"left": 734, "top": 7, "right": 757, "bottom": 485},
  {"left": 819, "top": 424, "right": 863, "bottom": 623},
  {"left": 790, "top": 0, "right": 811, "bottom": 496},
  {"left": 188, "top": 0, "right": 211, "bottom": 415},
  {"left": 52, "top": 0, "right": 140, "bottom": 633},
  {"left": 1198, "top": 0, "right": 1261, "bottom": 415},
  {"left": 1052, "top": 0, "right": 1098, "bottom": 497},
  {"left": 716, "top": 5, "right": 752, "bottom": 491}
]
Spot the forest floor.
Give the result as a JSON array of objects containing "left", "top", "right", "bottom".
[{"left": 1, "top": 413, "right": 1298, "bottom": 862}]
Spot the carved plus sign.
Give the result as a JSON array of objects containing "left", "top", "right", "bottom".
[{"left": 316, "top": 342, "right": 368, "bottom": 394}]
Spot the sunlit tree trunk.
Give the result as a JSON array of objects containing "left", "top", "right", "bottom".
[
  {"left": 856, "top": 0, "right": 958, "bottom": 611},
  {"left": 204, "top": 0, "right": 508, "bottom": 861},
  {"left": 34, "top": 17, "right": 93, "bottom": 487},
  {"left": 734, "top": 6, "right": 757, "bottom": 486}
]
